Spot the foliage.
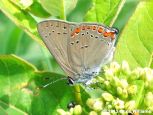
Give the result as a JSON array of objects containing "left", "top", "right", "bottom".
[
  {"left": 0, "top": 0, "right": 153, "bottom": 115},
  {"left": 57, "top": 61, "right": 153, "bottom": 114}
]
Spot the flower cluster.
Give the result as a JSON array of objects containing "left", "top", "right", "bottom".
[{"left": 57, "top": 61, "right": 153, "bottom": 115}]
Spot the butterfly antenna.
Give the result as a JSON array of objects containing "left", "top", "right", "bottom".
[{"left": 42, "top": 77, "right": 68, "bottom": 88}]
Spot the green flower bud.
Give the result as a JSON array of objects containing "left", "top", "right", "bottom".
[
  {"left": 122, "top": 88, "right": 128, "bottom": 99},
  {"left": 102, "top": 92, "right": 114, "bottom": 102},
  {"left": 107, "top": 104, "right": 113, "bottom": 109},
  {"left": 101, "top": 112, "right": 111, "bottom": 115},
  {"left": 125, "top": 100, "right": 136, "bottom": 110},
  {"left": 93, "top": 100, "right": 103, "bottom": 111},
  {"left": 105, "top": 69, "right": 114, "bottom": 81},
  {"left": 89, "top": 111, "right": 98, "bottom": 115},
  {"left": 142, "top": 68, "right": 153, "bottom": 81},
  {"left": 70, "top": 108, "right": 74, "bottom": 114},
  {"left": 65, "top": 112, "right": 71, "bottom": 115},
  {"left": 113, "top": 98, "right": 124, "bottom": 109},
  {"left": 130, "top": 67, "right": 142, "bottom": 80},
  {"left": 86, "top": 98, "right": 95, "bottom": 109},
  {"left": 117, "top": 87, "right": 123, "bottom": 95},
  {"left": 128, "top": 85, "right": 137, "bottom": 94},
  {"left": 144, "top": 92, "right": 153, "bottom": 107},
  {"left": 57, "top": 109, "right": 66, "bottom": 115},
  {"left": 104, "top": 81, "right": 110, "bottom": 86},
  {"left": 121, "top": 60, "right": 130, "bottom": 74},
  {"left": 145, "top": 68, "right": 153, "bottom": 81},
  {"left": 113, "top": 76, "right": 121, "bottom": 86},
  {"left": 73, "top": 105, "right": 82, "bottom": 115},
  {"left": 110, "top": 61, "right": 120, "bottom": 74},
  {"left": 96, "top": 76, "right": 105, "bottom": 83},
  {"left": 120, "top": 79, "right": 129, "bottom": 89}
]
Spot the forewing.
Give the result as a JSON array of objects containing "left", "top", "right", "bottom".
[{"left": 37, "top": 20, "right": 77, "bottom": 77}]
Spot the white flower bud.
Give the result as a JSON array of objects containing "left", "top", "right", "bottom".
[
  {"left": 120, "top": 79, "right": 129, "bottom": 89},
  {"left": 86, "top": 98, "right": 95, "bottom": 109},
  {"left": 89, "top": 111, "right": 98, "bottom": 115},
  {"left": 101, "top": 111, "right": 111, "bottom": 115},
  {"left": 73, "top": 105, "right": 82, "bottom": 115},
  {"left": 125, "top": 100, "right": 136, "bottom": 110},
  {"left": 110, "top": 61, "right": 120, "bottom": 73},
  {"left": 93, "top": 100, "right": 103, "bottom": 111},
  {"left": 57, "top": 109, "right": 66, "bottom": 115},
  {"left": 144, "top": 92, "right": 153, "bottom": 107},
  {"left": 113, "top": 98, "right": 124, "bottom": 109},
  {"left": 121, "top": 60, "right": 130, "bottom": 74}
]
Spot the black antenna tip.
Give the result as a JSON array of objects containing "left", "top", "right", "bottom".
[
  {"left": 112, "top": 27, "right": 119, "bottom": 34},
  {"left": 67, "top": 101, "right": 76, "bottom": 109}
]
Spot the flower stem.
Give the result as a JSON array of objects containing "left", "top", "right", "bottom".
[{"left": 74, "top": 85, "right": 83, "bottom": 105}]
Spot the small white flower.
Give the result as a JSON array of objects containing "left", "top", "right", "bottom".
[
  {"left": 113, "top": 98, "right": 124, "bottom": 109},
  {"left": 144, "top": 68, "right": 153, "bottom": 81},
  {"left": 120, "top": 79, "right": 129, "bottom": 89},
  {"left": 121, "top": 60, "right": 130, "bottom": 74},
  {"left": 125, "top": 100, "right": 136, "bottom": 110},
  {"left": 110, "top": 61, "right": 120, "bottom": 73},
  {"left": 93, "top": 100, "right": 103, "bottom": 111}
]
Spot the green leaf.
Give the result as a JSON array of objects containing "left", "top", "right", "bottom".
[
  {"left": 0, "top": 55, "right": 75, "bottom": 115},
  {"left": 0, "top": 0, "right": 44, "bottom": 46},
  {"left": 39, "top": 0, "right": 78, "bottom": 20},
  {"left": 113, "top": 0, "right": 140, "bottom": 31},
  {"left": 148, "top": 52, "right": 153, "bottom": 69},
  {"left": 84, "top": 0, "right": 123, "bottom": 25},
  {"left": 67, "top": 0, "right": 92, "bottom": 22},
  {"left": 114, "top": 1, "right": 153, "bottom": 68},
  {"left": 27, "top": 1, "right": 51, "bottom": 18},
  {"left": 0, "top": 12, "right": 64, "bottom": 75},
  {"left": 10, "top": 0, "right": 33, "bottom": 10},
  {"left": 10, "top": 0, "right": 51, "bottom": 18}
]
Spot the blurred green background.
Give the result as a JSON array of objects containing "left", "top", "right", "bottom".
[{"left": 0, "top": 0, "right": 141, "bottom": 73}]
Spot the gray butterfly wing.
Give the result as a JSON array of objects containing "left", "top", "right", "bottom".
[
  {"left": 37, "top": 20, "right": 77, "bottom": 77},
  {"left": 67, "top": 23, "right": 117, "bottom": 79}
]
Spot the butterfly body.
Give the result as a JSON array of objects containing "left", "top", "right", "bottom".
[{"left": 37, "top": 20, "right": 118, "bottom": 85}]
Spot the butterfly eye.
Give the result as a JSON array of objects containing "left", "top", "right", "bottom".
[{"left": 112, "top": 27, "right": 119, "bottom": 34}]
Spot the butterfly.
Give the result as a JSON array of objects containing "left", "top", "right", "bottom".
[{"left": 37, "top": 20, "right": 119, "bottom": 86}]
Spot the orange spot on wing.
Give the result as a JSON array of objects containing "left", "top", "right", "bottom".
[
  {"left": 110, "top": 32, "right": 115, "bottom": 40},
  {"left": 98, "top": 27, "right": 103, "bottom": 33},
  {"left": 75, "top": 27, "right": 81, "bottom": 34},
  {"left": 81, "top": 26, "right": 86, "bottom": 30},
  {"left": 71, "top": 27, "right": 81, "bottom": 38},
  {"left": 87, "top": 26, "right": 91, "bottom": 29},
  {"left": 103, "top": 31, "right": 116, "bottom": 41},
  {"left": 92, "top": 26, "right": 97, "bottom": 30},
  {"left": 103, "top": 32, "right": 110, "bottom": 37}
]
